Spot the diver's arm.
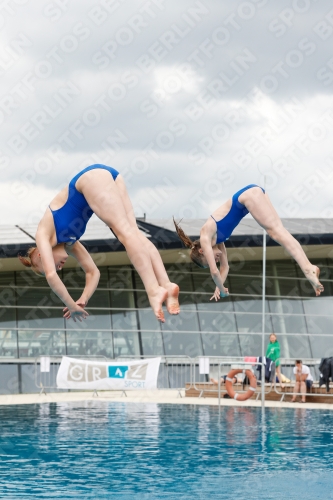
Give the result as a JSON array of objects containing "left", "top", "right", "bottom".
[
  {"left": 35, "top": 234, "right": 88, "bottom": 320},
  {"left": 200, "top": 232, "right": 228, "bottom": 296},
  {"left": 217, "top": 242, "right": 229, "bottom": 284},
  {"left": 65, "top": 241, "right": 100, "bottom": 306},
  {"left": 210, "top": 242, "right": 229, "bottom": 301}
]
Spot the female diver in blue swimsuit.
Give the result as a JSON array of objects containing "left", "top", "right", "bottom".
[
  {"left": 18, "top": 165, "right": 180, "bottom": 322},
  {"left": 174, "top": 184, "right": 324, "bottom": 299}
]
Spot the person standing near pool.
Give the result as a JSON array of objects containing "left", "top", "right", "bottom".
[
  {"left": 18, "top": 165, "right": 180, "bottom": 323},
  {"left": 174, "top": 184, "right": 324, "bottom": 299},
  {"left": 266, "top": 333, "right": 284, "bottom": 388}
]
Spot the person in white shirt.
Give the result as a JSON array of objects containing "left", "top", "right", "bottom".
[{"left": 291, "top": 360, "right": 313, "bottom": 403}]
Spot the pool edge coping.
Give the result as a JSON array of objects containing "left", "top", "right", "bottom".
[{"left": 0, "top": 391, "right": 332, "bottom": 410}]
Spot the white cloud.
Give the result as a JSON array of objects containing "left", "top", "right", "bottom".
[{"left": 1, "top": 0, "right": 333, "bottom": 226}]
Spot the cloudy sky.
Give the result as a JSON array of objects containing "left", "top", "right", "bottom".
[{"left": 1, "top": 0, "right": 333, "bottom": 226}]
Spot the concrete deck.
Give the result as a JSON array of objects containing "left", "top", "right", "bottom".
[{"left": 0, "top": 391, "right": 332, "bottom": 410}]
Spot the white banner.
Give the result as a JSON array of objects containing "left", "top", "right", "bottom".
[{"left": 56, "top": 357, "right": 161, "bottom": 390}]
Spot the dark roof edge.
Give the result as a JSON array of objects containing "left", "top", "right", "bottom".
[{"left": 1, "top": 233, "right": 333, "bottom": 259}]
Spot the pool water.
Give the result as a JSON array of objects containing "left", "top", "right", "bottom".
[{"left": 0, "top": 402, "right": 332, "bottom": 499}]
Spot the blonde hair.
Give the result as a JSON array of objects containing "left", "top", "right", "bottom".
[
  {"left": 18, "top": 247, "right": 44, "bottom": 277},
  {"left": 173, "top": 217, "right": 204, "bottom": 268}
]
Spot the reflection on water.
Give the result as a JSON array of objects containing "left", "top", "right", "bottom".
[{"left": 0, "top": 403, "right": 332, "bottom": 498}]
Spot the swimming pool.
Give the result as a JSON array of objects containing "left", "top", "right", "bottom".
[{"left": 0, "top": 402, "right": 332, "bottom": 499}]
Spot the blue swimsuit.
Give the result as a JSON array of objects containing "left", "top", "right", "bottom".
[
  {"left": 211, "top": 184, "right": 265, "bottom": 244},
  {"left": 50, "top": 164, "right": 119, "bottom": 245}
]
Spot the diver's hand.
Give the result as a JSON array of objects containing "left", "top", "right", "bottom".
[
  {"left": 210, "top": 286, "right": 229, "bottom": 301},
  {"left": 63, "top": 301, "right": 89, "bottom": 321}
]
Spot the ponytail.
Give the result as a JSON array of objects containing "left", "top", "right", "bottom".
[
  {"left": 173, "top": 217, "right": 205, "bottom": 268},
  {"left": 173, "top": 217, "right": 194, "bottom": 248},
  {"left": 18, "top": 247, "right": 43, "bottom": 276}
]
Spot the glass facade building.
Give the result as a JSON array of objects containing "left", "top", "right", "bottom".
[{"left": 1, "top": 256, "right": 332, "bottom": 391}]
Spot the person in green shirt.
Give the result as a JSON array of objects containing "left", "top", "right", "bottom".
[{"left": 266, "top": 333, "right": 284, "bottom": 388}]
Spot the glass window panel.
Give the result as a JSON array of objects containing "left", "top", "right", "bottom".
[
  {"left": 114, "top": 332, "right": 140, "bottom": 357},
  {"left": 179, "top": 293, "right": 198, "bottom": 306},
  {"left": 66, "top": 310, "right": 111, "bottom": 331},
  {"left": 270, "top": 261, "right": 298, "bottom": 278},
  {"left": 321, "top": 280, "right": 333, "bottom": 296},
  {"left": 196, "top": 298, "right": 234, "bottom": 312},
  {"left": 235, "top": 313, "right": 272, "bottom": 333},
  {"left": 108, "top": 267, "right": 133, "bottom": 290},
  {"left": 297, "top": 279, "right": 320, "bottom": 298},
  {"left": 296, "top": 258, "right": 324, "bottom": 277},
  {"left": 309, "top": 335, "right": 333, "bottom": 358},
  {"left": 133, "top": 271, "right": 145, "bottom": 290},
  {"left": 265, "top": 276, "right": 276, "bottom": 296},
  {"left": 84, "top": 290, "right": 110, "bottom": 308},
  {"left": 18, "top": 307, "right": 64, "bottom": 330},
  {"left": 198, "top": 312, "right": 236, "bottom": 333},
  {"left": 283, "top": 335, "right": 312, "bottom": 359},
  {"left": 166, "top": 270, "right": 193, "bottom": 292},
  {"left": 233, "top": 298, "right": 268, "bottom": 313},
  {"left": 271, "top": 314, "right": 307, "bottom": 334},
  {"left": 230, "top": 271, "right": 302, "bottom": 297},
  {"left": 316, "top": 263, "right": 333, "bottom": 295},
  {"left": 270, "top": 278, "right": 301, "bottom": 297},
  {"left": 135, "top": 291, "right": 149, "bottom": 308},
  {"left": 317, "top": 261, "right": 333, "bottom": 280},
  {"left": 0, "top": 272, "right": 15, "bottom": 286},
  {"left": 0, "top": 330, "right": 18, "bottom": 358},
  {"left": 229, "top": 275, "right": 264, "bottom": 296},
  {"left": 162, "top": 305, "right": 199, "bottom": 333},
  {"left": 229, "top": 260, "right": 263, "bottom": 276},
  {"left": 136, "top": 292, "right": 160, "bottom": 331},
  {"left": 138, "top": 308, "right": 160, "bottom": 331},
  {"left": 62, "top": 268, "right": 86, "bottom": 288},
  {"left": 202, "top": 333, "right": 240, "bottom": 357},
  {"left": 112, "top": 311, "right": 137, "bottom": 331},
  {"left": 141, "top": 331, "right": 164, "bottom": 356},
  {"left": 111, "top": 290, "right": 135, "bottom": 309},
  {"left": 162, "top": 332, "right": 202, "bottom": 357},
  {"left": 269, "top": 299, "right": 304, "bottom": 315},
  {"left": 239, "top": 334, "right": 262, "bottom": 357},
  {"left": 192, "top": 274, "right": 231, "bottom": 295},
  {"left": 304, "top": 316, "right": 332, "bottom": 335},
  {"left": 96, "top": 268, "right": 109, "bottom": 288},
  {"left": 0, "top": 308, "right": 16, "bottom": 328},
  {"left": 16, "top": 288, "right": 63, "bottom": 307},
  {"left": 0, "top": 286, "right": 16, "bottom": 306},
  {"left": 0, "top": 364, "right": 19, "bottom": 394},
  {"left": 191, "top": 270, "right": 210, "bottom": 289},
  {"left": 303, "top": 297, "right": 333, "bottom": 316},
  {"left": 15, "top": 271, "right": 48, "bottom": 288},
  {"left": 18, "top": 330, "right": 66, "bottom": 357},
  {"left": 66, "top": 331, "right": 113, "bottom": 358}
]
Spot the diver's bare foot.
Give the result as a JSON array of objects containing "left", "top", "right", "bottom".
[
  {"left": 149, "top": 287, "right": 168, "bottom": 322},
  {"left": 210, "top": 378, "right": 218, "bottom": 385},
  {"left": 304, "top": 265, "right": 324, "bottom": 297},
  {"left": 165, "top": 283, "right": 180, "bottom": 315}
]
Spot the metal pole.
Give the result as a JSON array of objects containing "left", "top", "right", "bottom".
[
  {"left": 261, "top": 175, "right": 267, "bottom": 410},
  {"left": 218, "top": 362, "right": 221, "bottom": 411}
]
